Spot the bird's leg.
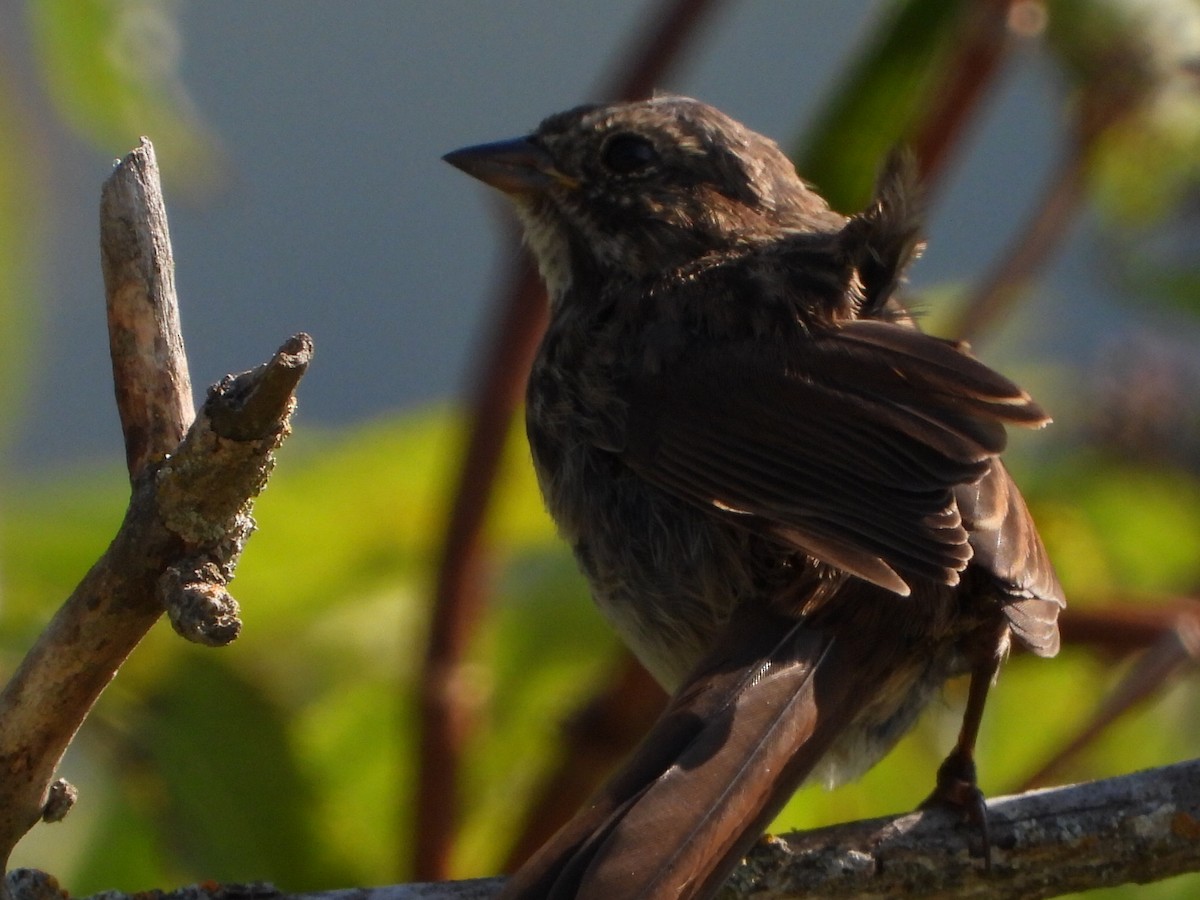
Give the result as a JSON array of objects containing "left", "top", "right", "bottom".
[{"left": 921, "top": 653, "right": 1001, "bottom": 869}]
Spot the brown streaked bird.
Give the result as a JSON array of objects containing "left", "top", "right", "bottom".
[{"left": 444, "top": 96, "right": 1063, "bottom": 900}]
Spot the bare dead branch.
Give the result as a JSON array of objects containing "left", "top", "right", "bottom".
[
  {"left": 0, "top": 141, "right": 310, "bottom": 871},
  {"left": 99, "top": 137, "right": 195, "bottom": 477}
]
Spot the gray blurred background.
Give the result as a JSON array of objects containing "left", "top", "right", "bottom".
[{"left": 3, "top": 1, "right": 1082, "bottom": 470}]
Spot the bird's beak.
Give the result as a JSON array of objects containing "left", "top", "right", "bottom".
[{"left": 443, "top": 137, "right": 575, "bottom": 195}]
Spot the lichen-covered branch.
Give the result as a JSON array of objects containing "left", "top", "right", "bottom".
[
  {"left": 723, "top": 758, "right": 1200, "bottom": 899},
  {"left": 10, "top": 759, "right": 1192, "bottom": 900}
]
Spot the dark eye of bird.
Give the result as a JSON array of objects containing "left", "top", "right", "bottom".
[{"left": 600, "top": 133, "right": 659, "bottom": 175}]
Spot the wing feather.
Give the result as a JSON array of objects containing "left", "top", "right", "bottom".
[{"left": 621, "top": 321, "right": 1050, "bottom": 594}]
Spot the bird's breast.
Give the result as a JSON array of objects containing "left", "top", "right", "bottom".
[{"left": 526, "top": 331, "right": 769, "bottom": 688}]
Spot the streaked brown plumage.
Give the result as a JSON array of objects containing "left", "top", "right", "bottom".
[{"left": 445, "top": 96, "right": 1063, "bottom": 900}]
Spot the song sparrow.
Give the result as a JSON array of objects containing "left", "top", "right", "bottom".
[{"left": 445, "top": 96, "right": 1063, "bottom": 900}]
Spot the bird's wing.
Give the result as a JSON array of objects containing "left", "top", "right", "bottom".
[
  {"left": 957, "top": 462, "right": 1065, "bottom": 654},
  {"left": 620, "top": 319, "right": 1050, "bottom": 596}
]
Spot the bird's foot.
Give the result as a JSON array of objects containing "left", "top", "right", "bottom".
[{"left": 919, "top": 747, "right": 991, "bottom": 871}]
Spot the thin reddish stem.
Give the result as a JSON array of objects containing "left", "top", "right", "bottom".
[
  {"left": 910, "top": 0, "right": 1015, "bottom": 186},
  {"left": 412, "top": 0, "right": 728, "bottom": 880}
]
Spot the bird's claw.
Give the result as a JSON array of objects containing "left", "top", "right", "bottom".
[{"left": 920, "top": 749, "right": 992, "bottom": 871}]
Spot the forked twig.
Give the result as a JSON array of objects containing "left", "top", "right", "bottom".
[{"left": 0, "top": 139, "right": 309, "bottom": 876}]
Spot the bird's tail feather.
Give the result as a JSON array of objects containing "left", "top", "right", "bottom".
[{"left": 500, "top": 605, "right": 880, "bottom": 900}]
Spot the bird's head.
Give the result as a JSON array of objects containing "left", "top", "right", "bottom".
[{"left": 444, "top": 96, "right": 843, "bottom": 301}]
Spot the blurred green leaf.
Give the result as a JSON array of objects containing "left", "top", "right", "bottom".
[
  {"left": 28, "top": 0, "right": 223, "bottom": 193},
  {"left": 1046, "top": 0, "right": 1200, "bottom": 228},
  {"left": 0, "top": 464, "right": 129, "bottom": 729},
  {"left": 1037, "top": 454, "right": 1200, "bottom": 595},
  {"left": 1090, "top": 108, "right": 1200, "bottom": 228},
  {"left": 1118, "top": 259, "right": 1200, "bottom": 318},
  {"left": 138, "top": 651, "right": 342, "bottom": 889},
  {"left": 71, "top": 785, "right": 185, "bottom": 892}
]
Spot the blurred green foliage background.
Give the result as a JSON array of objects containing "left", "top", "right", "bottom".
[{"left": 2, "top": 1, "right": 1200, "bottom": 898}]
